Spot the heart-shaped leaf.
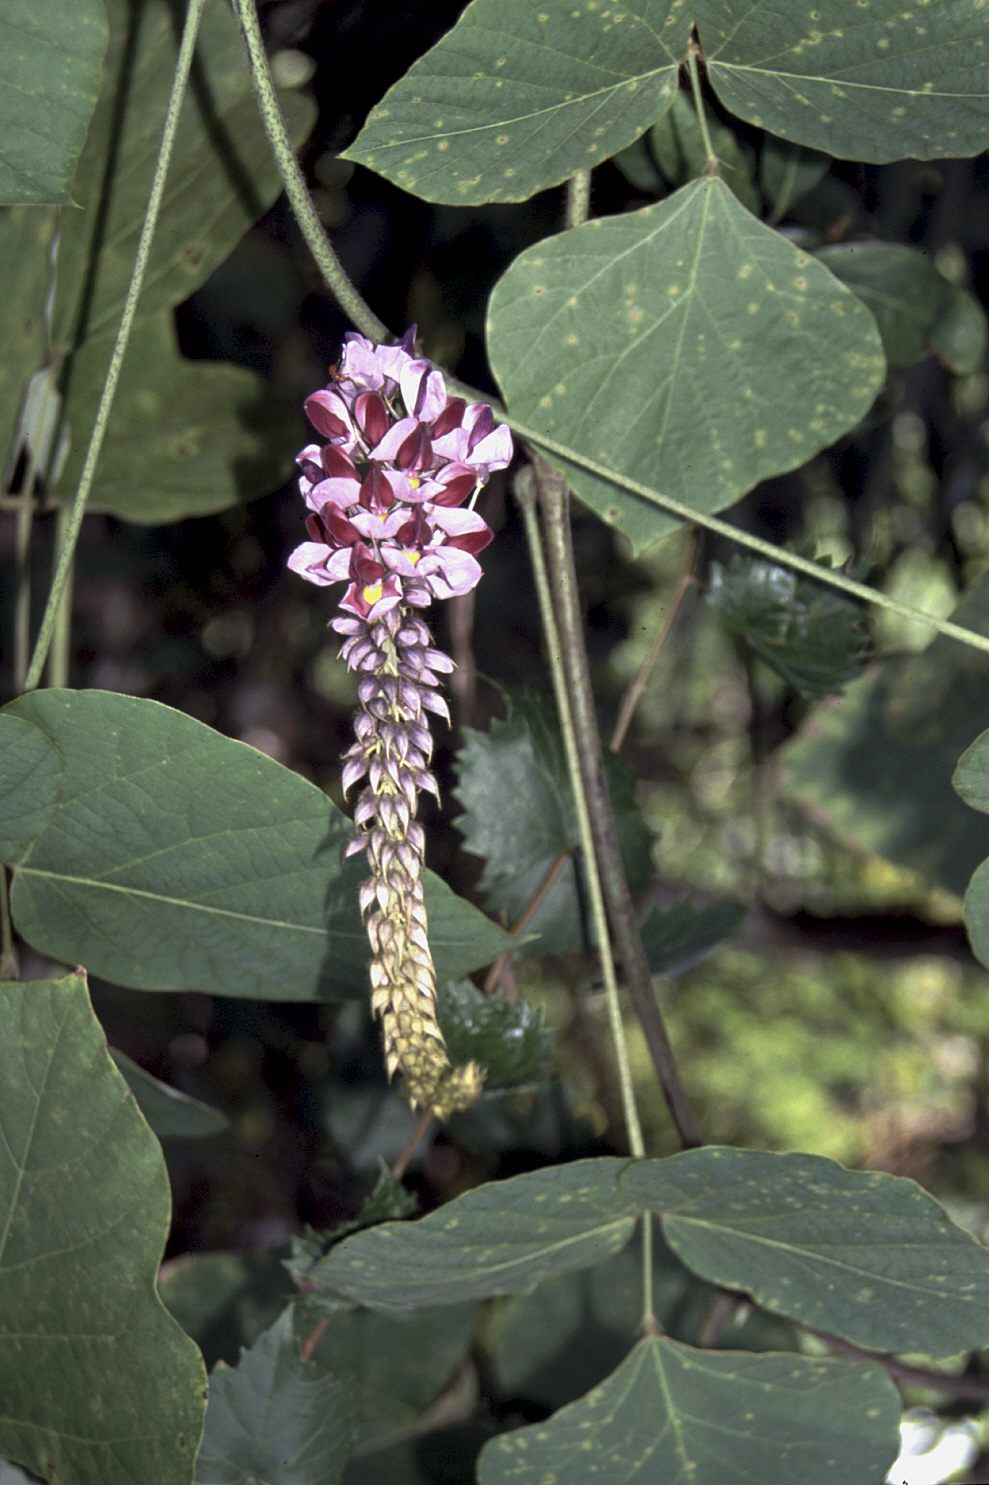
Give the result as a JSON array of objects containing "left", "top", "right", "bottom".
[{"left": 487, "top": 177, "right": 885, "bottom": 553}]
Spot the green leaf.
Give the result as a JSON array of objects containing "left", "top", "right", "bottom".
[
  {"left": 438, "top": 979, "right": 555, "bottom": 1092},
  {"left": 698, "top": 0, "right": 989, "bottom": 165},
  {"left": 931, "top": 283, "right": 989, "bottom": 375},
  {"left": 759, "top": 138, "right": 832, "bottom": 222},
  {"left": 453, "top": 692, "right": 652, "bottom": 953},
  {"left": 58, "top": 316, "right": 305, "bottom": 524},
  {"left": 0, "top": 0, "right": 107, "bottom": 204},
  {"left": 110, "top": 1050, "right": 229, "bottom": 1139},
  {"left": 0, "top": 713, "right": 63, "bottom": 861},
  {"left": 816, "top": 243, "right": 959, "bottom": 368},
  {"left": 487, "top": 177, "right": 885, "bottom": 554},
  {"left": 160, "top": 1251, "right": 297, "bottom": 1372},
  {"left": 0, "top": 690, "right": 516, "bottom": 1000},
  {"left": 624, "top": 1148, "right": 989, "bottom": 1355},
  {"left": 342, "top": 0, "right": 690, "bottom": 205},
  {"left": 477, "top": 1336, "right": 900, "bottom": 1485},
  {"left": 0, "top": 207, "right": 60, "bottom": 475},
  {"left": 2, "top": 0, "right": 314, "bottom": 525},
  {"left": 662, "top": 92, "right": 760, "bottom": 214},
  {"left": 706, "top": 552, "right": 870, "bottom": 695},
  {"left": 194, "top": 1309, "right": 357, "bottom": 1485},
  {"left": 953, "top": 729, "right": 989, "bottom": 970},
  {"left": 306, "top": 1159, "right": 636, "bottom": 1310},
  {"left": 784, "top": 571, "right": 989, "bottom": 898},
  {"left": 0, "top": 972, "right": 207, "bottom": 1484},
  {"left": 639, "top": 897, "right": 746, "bottom": 975},
  {"left": 301, "top": 1301, "right": 478, "bottom": 1445}
]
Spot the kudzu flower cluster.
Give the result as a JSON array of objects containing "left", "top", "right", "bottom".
[{"left": 289, "top": 329, "right": 512, "bottom": 1119}]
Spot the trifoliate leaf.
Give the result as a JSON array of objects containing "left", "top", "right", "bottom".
[{"left": 706, "top": 553, "right": 869, "bottom": 695}]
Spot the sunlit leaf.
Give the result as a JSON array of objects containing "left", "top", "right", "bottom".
[
  {"left": 706, "top": 552, "right": 870, "bottom": 695},
  {"left": 342, "top": 0, "right": 690, "bottom": 205},
  {"left": 487, "top": 177, "right": 885, "bottom": 554},
  {"left": 307, "top": 1159, "right": 636, "bottom": 1310},
  {"left": 0, "top": 690, "right": 516, "bottom": 1000},
  {"left": 477, "top": 1336, "right": 900, "bottom": 1485},
  {"left": 0, "top": 0, "right": 107, "bottom": 204},
  {"left": 0, "top": 972, "right": 206, "bottom": 1484},
  {"left": 453, "top": 692, "right": 651, "bottom": 952},
  {"left": 194, "top": 1309, "right": 356, "bottom": 1485},
  {"left": 438, "top": 979, "right": 555, "bottom": 1092}
]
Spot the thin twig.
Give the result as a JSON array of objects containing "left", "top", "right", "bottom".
[
  {"left": 299, "top": 1316, "right": 330, "bottom": 1364},
  {"left": 482, "top": 847, "right": 575, "bottom": 996},
  {"left": 534, "top": 455, "right": 703, "bottom": 1149},
  {"left": 821, "top": 1331, "right": 989, "bottom": 1403},
  {"left": 610, "top": 529, "right": 699, "bottom": 752},
  {"left": 391, "top": 1107, "right": 433, "bottom": 1182}
]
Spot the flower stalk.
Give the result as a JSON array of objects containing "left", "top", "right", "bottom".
[{"left": 289, "top": 329, "right": 511, "bottom": 1118}]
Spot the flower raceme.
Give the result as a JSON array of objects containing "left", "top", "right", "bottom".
[{"left": 289, "top": 329, "right": 512, "bottom": 1119}]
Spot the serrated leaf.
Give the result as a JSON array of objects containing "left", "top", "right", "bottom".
[
  {"left": 0, "top": 972, "right": 206, "bottom": 1484},
  {"left": 624, "top": 1148, "right": 989, "bottom": 1355},
  {"left": 342, "top": 0, "right": 690, "bottom": 205},
  {"left": 0, "top": 689, "right": 516, "bottom": 1000},
  {"left": 760, "top": 138, "right": 831, "bottom": 222},
  {"left": 110, "top": 1050, "right": 229, "bottom": 1139},
  {"left": 639, "top": 897, "right": 746, "bottom": 975},
  {"left": 453, "top": 693, "right": 651, "bottom": 953},
  {"left": 477, "top": 1336, "right": 900, "bottom": 1485},
  {"left": 307, "top": 1159, "right": 636, "bottom": 1311},
  {"left": 784, "top": 570, "right": 989, "bottom": 898},
  {"left": 706, "top": 552, "right": 870, "bottom": 695},
  {"left": 438, "top": 979, "right": 554, "bottom": 1091},
  {"left": 816, "top": 242, "right": 957, "bottom": 368},
  {"left": 699, "top": 0, "right": 989, "bottom": 165},
  {"left": 194, "top": 1309, "right": 357, "bottom": 1485},
  {"left": 487, "top": 176, "right": 886, "bottom": 555},
  {"left": 0, "top": 0, "right": 107, "bottom": 204},
  {"left": 302, "top": 1301, "right": 477, "bottom": 1445}
]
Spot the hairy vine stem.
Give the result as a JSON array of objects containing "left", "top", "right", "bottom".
[{"left": 533, "top": 455, "right": 703, "bottom": 1151}]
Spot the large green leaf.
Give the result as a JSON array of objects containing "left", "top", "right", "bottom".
[
  {"left": 0, "top": 972, "right": 207, "bottom": 1484},
  {"left": 111, "top": 1051, "right": 229, "bottom": 1140},
  {"left": 343, "top": 0, "right": 989, "bottom": 210},
  {"left": 306, "top": 1159, "right": 636, "bottom": 1310},
  {"left": 626, "top": 1148, "right": 989, "bottom": 1356},
  {"left": 699, "top": 0, "right": 989, "bottom": 165},
  {"left": 487, "top": 177, "right": 886, "bottom": 553},
  {"left": 476, "top": 1337, "right": 900, "bottom": 1485},
  {"left": 0, "top": 0, "right": 107, "bottom": 204},
  {"left": 342, "top": 0, "right": 690, "bottom": 205},
  {"left": 784, "top": 572, "right": 989, "bottom": 899},
  {"left": 0, "top": 690, "right": 516, "bottom": 1001},
  {"left": 307, "top": 1148, "right": 989, "bottom": 1354},
  {"left": 1, "top": 0, "right": 314, "bottom": 524},
  {"left": 194, "top": 1309, "right": 356, "bottom": 1485},
  {"left": 453, "top": 693, "right": 652, "bottom": 953}
]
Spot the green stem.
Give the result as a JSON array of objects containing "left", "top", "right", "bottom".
[
  {"left": 515, "top": 466, "right": 646, "bottom": 1163},
  {"left": 230, "top": 0, "right": 390, "bottom": 343},
  {"left": 23, "top": 0, "right": 209, "bottom": 692},
  {"left": 685, "top": 42, "right": 717, "bottom": 169},
  {"left": 535, "top": 455, "right": 703, "bottom": 1149},
  {"left": 47, "top": 506, "right": 73, "bottom": 689},
  {"left": 565, "top": 172, "right": 592, "bottom": 229}
]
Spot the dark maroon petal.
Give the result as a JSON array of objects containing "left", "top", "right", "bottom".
[
  {"left": 430, "top": 398, "right": 467, "bottom": 439},
  {"left": 305, "top": 512, "right": 328, "bottom": 544},
  {"left": 350, "top": 542, "right": 385, "bottom": 585},
  {"left": 445, "top": 525, "right": 494, "bottom": 555},
  {"left": 355, "top": 391, "right": 391, "bottom": 448},
  {"left": 305, "top": 391, "right": 350, "bottom": 440},
  {"left": 359, "top": 464, "right": 396, "bottom": 513},
  {"left": 322, "top": 444, "right": 358, "bottom": 479},
  {"left": 466, "top": 404, "right": 496, "bottom": 451},
  {"left": 395, "top": 423, "right": 432, "bottom": 471},
  {"left": 428, "top": 472, "right": 476, "bottom": 507},
  {"left": 324, "top": 505, "right": 362, "bottom": 547}
]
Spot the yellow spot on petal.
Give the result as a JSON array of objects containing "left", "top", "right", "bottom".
[{"left": 363, "top": 584, "right": 383, "bottom": 604}]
